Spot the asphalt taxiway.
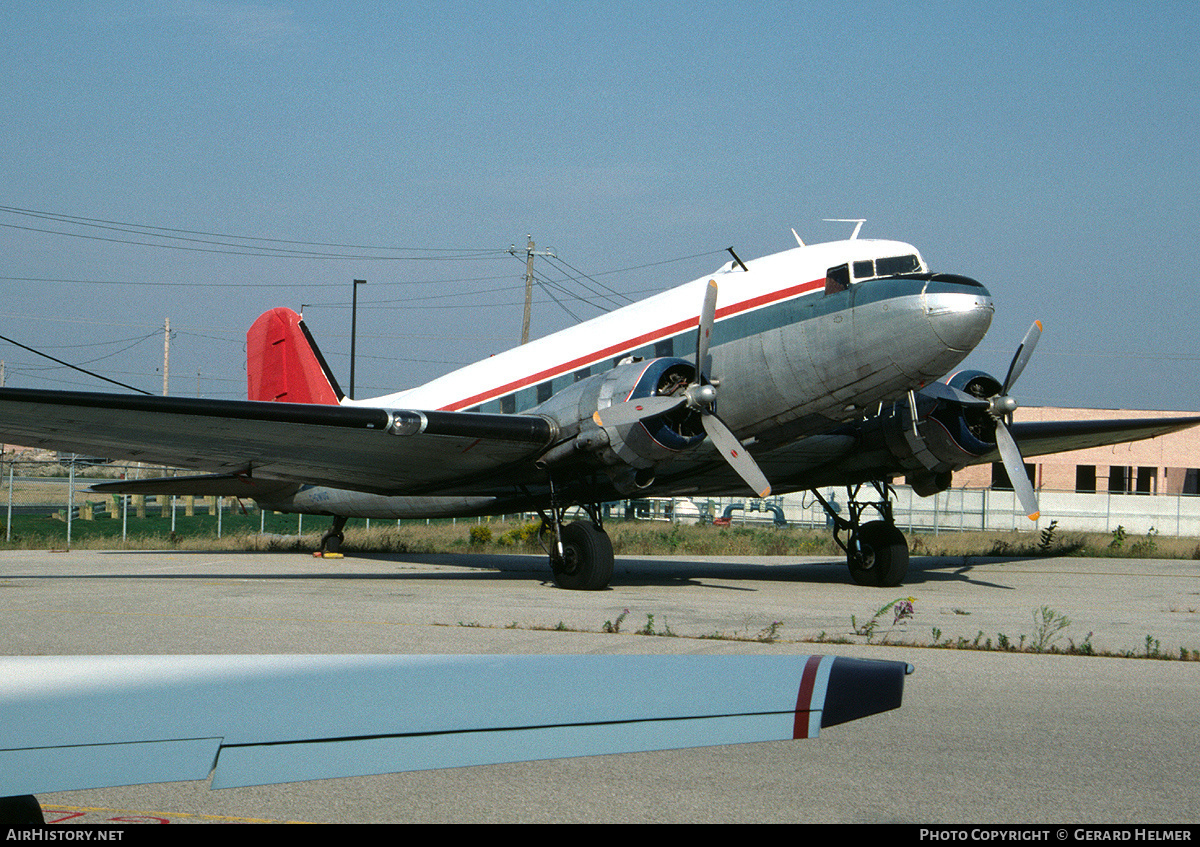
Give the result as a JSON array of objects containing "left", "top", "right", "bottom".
[{"left": 3, "top": 548, "right": 1198, "bottom": 823}]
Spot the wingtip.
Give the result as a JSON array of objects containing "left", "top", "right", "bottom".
[
  {"left": 1028, "top": 511, "right": 1040, "bottom": 521},
  {"left": 592, "top": 411, "right": 603, "bottom": 426},
  {"left": 759, "top": 486, "right": 772, "bottom": 498},
  {"left": 1034, "top": 319, "right": 1043, "bottom": 331}
]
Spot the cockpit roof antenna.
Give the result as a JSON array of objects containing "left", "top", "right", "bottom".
[{"left": 823, "top": 218, "right": 866, "bottom": 240}]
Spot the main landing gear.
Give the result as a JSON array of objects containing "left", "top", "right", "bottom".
[
  {"left": 315, "top": 515, "right": 348, "bottom": 559},
  {"left": 812, "top": 482, "right": 909, "bottom": 587},
  {"left": 538, "top": 502, "right": 614, "bottom": 591}
]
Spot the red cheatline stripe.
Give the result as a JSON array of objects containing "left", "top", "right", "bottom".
[
  {"left": 792, "top": 654, "right": 823, "bottom": 739},
  {"left": 441, "top": 277, "right": 824, "bottom": 411}
]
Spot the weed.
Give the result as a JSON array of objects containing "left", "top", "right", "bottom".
[
  {"left": 1143, "top": 634, "right": 1162, "bottom": 657},
  {"left": 468, "top": 525, "right": 492, "bottom": 545},
  {"left": 756, "top": 621, "right": 784, "bottom": 643},
  {"left": 1130, "top": 527, "right": 1159, "bottom": 557},
  {"left": 852, "top": 597, "right": 916, "bottom": 643},
  {"left": 1109, "top": 525, "right": 1127, "bottom": 550},
  {"left": 1030, "top": 606, "right": 1071, "bottom": 652},
  {"left": 602, "top": 608, "right": 630, "bottom": 634},
  {"left": 637, "top": 613, "right": 657, "bottom": 636},
  {"left": 1038, "top": 520, "right": 1059, "bottom": 553}
]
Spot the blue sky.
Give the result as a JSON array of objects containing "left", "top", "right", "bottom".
[{"left": 2, "top": 1, "right": 1198, "bottom": 409}]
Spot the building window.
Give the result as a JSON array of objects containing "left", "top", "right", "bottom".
[
  {"left": 1076, "top": 465, "right": 1096, "bottom": 493},
  {"left": 991, "top": 462, "right": 1035, "bottom": 491},
  {"left": 1136, "top": 466, "right": 1157, "bottom": 494},
  {"left": 1108, "top": 466, "right": 1131, "bottom": 494}
]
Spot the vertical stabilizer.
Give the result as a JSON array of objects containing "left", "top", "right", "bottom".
[{"left": 246, "top": 308, "right": 344, "bottom": 404}]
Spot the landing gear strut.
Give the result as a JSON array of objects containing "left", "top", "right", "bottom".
[
  {"left": 812, "top": 482, "right": 909, "bottom": 587},
  {"left": 538, "top": 502, "right": 614, "bottom": 591}
]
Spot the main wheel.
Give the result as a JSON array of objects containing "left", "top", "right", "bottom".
[
  {"left": 847, "top": 520, "right": 909, "bottom": 587},
  {"left": 551, "top": 521, "right": 614, "bottom": 590}
]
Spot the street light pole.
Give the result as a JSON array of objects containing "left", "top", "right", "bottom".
[{"left": 350, "top": 279, "right": 366, "bottom": 399}]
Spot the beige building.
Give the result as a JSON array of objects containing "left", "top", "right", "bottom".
[{"left": 954, "top": 407, "right": 1200, "bottom": 495}]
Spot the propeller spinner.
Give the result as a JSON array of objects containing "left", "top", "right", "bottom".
[{"left": 593, "top": 280, "right": 772, "bottom": 498}]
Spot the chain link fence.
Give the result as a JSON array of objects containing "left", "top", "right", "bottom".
[{"left": 6, "top": 457, "right": 1200, "bottom": 546}]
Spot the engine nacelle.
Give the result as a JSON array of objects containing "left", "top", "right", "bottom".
[
  {"left": 876, "top": 370, "right": 1003, "bottom": 492},
  {"left": 532, "top": 357, "right": 707, "bottom": 492}
]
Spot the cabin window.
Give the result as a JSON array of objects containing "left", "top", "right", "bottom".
[
  {"left": 536, "top": 381, "right": 553, "bottom": 403},
  {"left": 573, "top": 367, "right": 591, "bottom": 383},
  {"left": 853, "top": 260, "right": 874, "bottom": 279},
  {"left": 654, "top": 338, "right": 673, "bottom": 358},
  {"left": 500, "top": 394, "right": 516, "bottom": 414}
]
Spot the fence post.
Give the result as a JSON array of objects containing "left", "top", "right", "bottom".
[
  {"left": 5, "top": 460, "right": 12, "bottom": 543},
  {"left": 67, "top": 459, "right": 75, "bottom": 549}
]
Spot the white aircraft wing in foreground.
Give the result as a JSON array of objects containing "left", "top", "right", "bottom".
[{"left": 0, "top": 654, "right": 910, "bottom": 822}]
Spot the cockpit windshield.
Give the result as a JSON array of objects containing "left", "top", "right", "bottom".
[{"left": 852, "top": 254, "right": 922, "bottom": 281}]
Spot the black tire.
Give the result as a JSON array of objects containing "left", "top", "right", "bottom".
[
  {"left": 847, "top": 520, "right": 909, "bottom": 587},
  {"left": 551, "top": 521, "right": 614, "bottom": 590},
  {"left": 324, "top": 532, "right": 344, "bottom": 554}
]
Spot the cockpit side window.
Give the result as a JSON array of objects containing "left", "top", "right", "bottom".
[{"left": 825, "top": 263, "right": 850, "bottom": 295}]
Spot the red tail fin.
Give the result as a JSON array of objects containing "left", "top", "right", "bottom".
[{"left": 246, "top": 308, "right": 343, "bottom": 404}]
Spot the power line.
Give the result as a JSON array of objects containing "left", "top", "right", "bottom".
[{"left": 0, "top": 332, "right": 153, "bottom": 394}]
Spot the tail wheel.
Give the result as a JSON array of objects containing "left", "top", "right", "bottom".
[
  {"left": 552, "top": 521, "right": 614, "bottom": 591},
  {"left": 848, "top": 520, "right": 909, "bottom": 587}
]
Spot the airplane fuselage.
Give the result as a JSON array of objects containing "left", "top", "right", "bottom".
[{"left": 262, "top": 236, "right": 995, "bottom": 518}]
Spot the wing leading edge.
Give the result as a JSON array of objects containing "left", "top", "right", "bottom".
[{"left": 0, "top": 654, "right": 910, "bottom": 796}]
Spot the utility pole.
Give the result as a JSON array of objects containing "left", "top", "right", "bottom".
[
  {"left": 162, "top": 318, "right": 170, "bottom": 396},
  {"left": 350, "top": 279, "right": 366, "bottom": 399},
  {"left": 510, "top": 236, "right": 555, "bottom": 345}
]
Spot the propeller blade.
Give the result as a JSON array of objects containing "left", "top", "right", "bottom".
[
  {"left": 1002, "top": 319, "right": 1042, "bottom": 394},
  {"left": 701, "top": 412, "right": 771, "bottom": 498},
  {"left": 696, "top": 279, "right": 718, "bottom": 380},
  {"left": 919, "top": 381, "right": 989, "bottom": 407},
  {"left": 592, "top": 394, "right": 686, "bottom": 428},
  {"left": 994, "top": 421, "right": 1039, "bottom": 520}
]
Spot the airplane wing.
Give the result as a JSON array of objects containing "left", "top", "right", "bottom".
[
  {"left": 0, "top": 387, "right": 556, "bottom": 496},
  {"left": 1000, "top": 416, "right": 1200, "bottom": 460},
  {"left": 0, "top": 654, "right": 910, "bottom": 798}
]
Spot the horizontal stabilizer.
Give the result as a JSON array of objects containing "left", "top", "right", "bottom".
[{"left": 0, "top": 654, "right": 910, "bottom": 795}]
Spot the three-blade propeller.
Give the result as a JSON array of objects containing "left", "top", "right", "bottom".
[
  {"left": 594, "top": 280, "right": 772, "bottom": 498},
  {"left": 921, "top": 320, "right": 1043, "bottom": 520}
]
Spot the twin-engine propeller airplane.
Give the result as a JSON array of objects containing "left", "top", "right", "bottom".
[{"left": 1, "top": 225, "right": 1197, "bottom": 589}]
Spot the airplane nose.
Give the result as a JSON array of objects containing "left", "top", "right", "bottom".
[{"left": 925, "top": 276, "right": 994, "bottom": 352}]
